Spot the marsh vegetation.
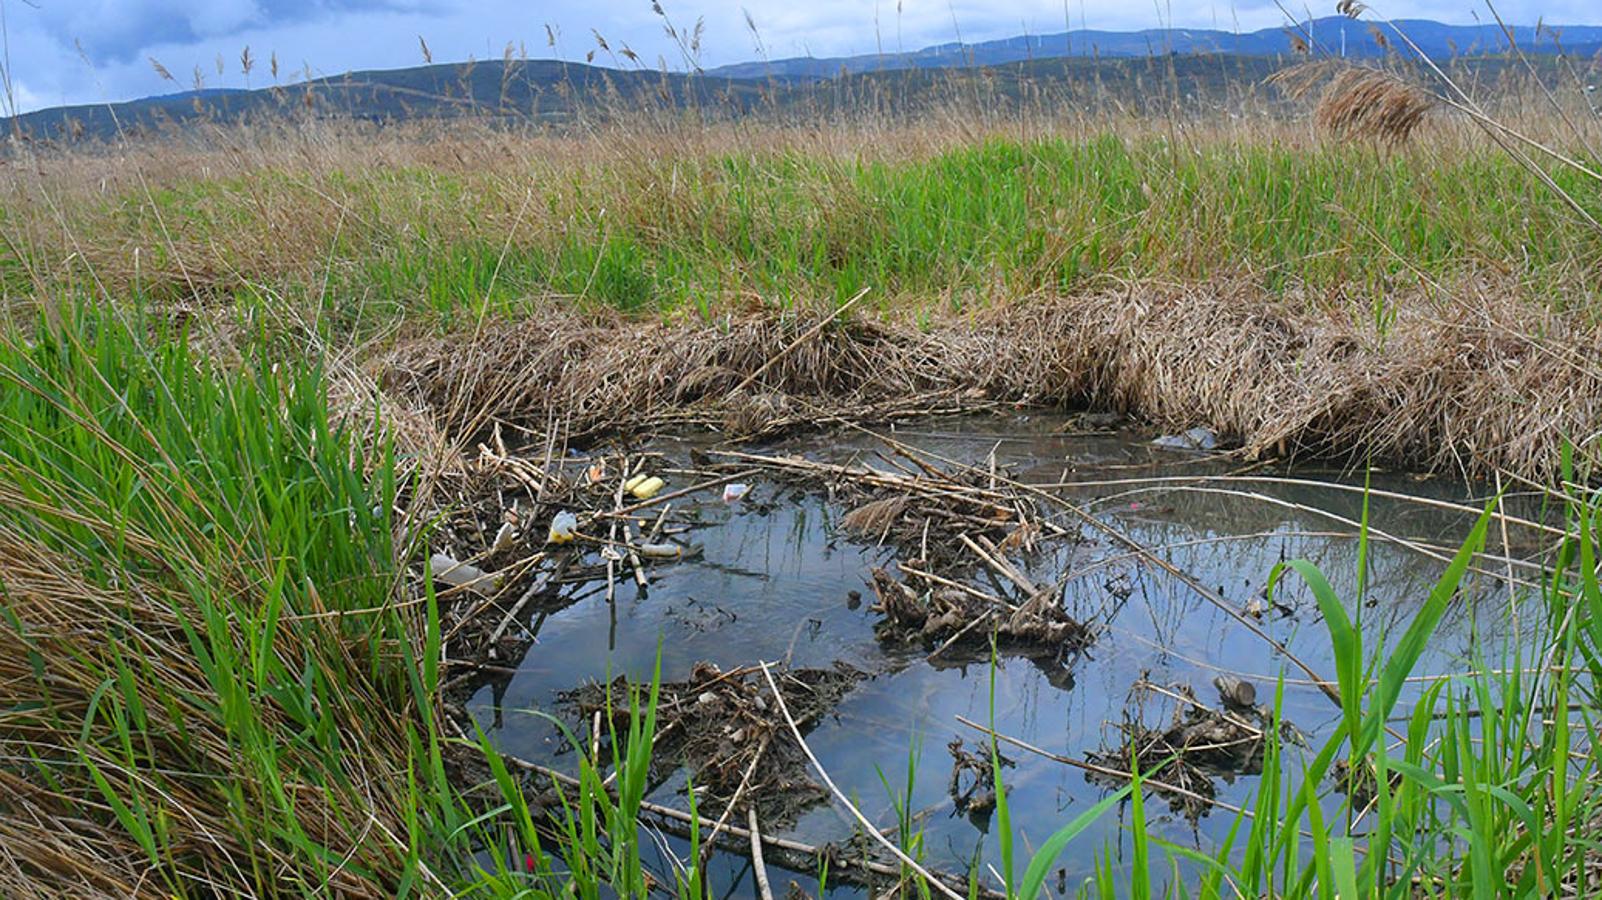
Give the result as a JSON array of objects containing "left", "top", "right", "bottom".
[{"left": 3, "top": 14, "right": 1602, "bottom": 898}]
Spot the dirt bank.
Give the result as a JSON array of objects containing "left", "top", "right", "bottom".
[{"left": 383, "top": 286, "right": 1602, "bottom": 482}]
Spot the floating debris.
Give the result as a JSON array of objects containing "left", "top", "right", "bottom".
[
  {"left": 840, "top": 496, "right": 908, "bottom": 536},
  {"left": 1243, "top": 587, "right": 1293, "bottom": 620},
  {"left": 546, "top": 511, "right": 579, "bottom": 545},
  {"left": 1087, "top": 676, "right": 1300, "bottom": 822},
  {"left": 1152, "top": 426, "right": 1220, "bottom": 452},
  {"left": 947, "top": 737, "right": 1013, "bottom": 823},
  {"left": 627, "top": 474, "right": 666, "bottom": 500},
  {"left": 868, "top": 568, "right": 1092, "bottom": 663},
  {"left": 1212, "top": 675, "right": 1257, "bottom": 712},
  {"left": 491, "top": 521, "right": 519, "bottom": 553},
  {"left": 562, "top": 661, "right": 865, "bottom": 825},
  {"left": 429, "top": 553, "right": 500, "bottom": 595},
  {"left": 720, "top": 445, "right": 1070, "bottom": 578}
]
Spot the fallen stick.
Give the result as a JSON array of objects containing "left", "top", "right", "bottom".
[
  {"left": 1094, "top": 483, "right": 1540, "bottom": 589},
  {"left": 748, "top": 807, "right": 775, "bottom": 900},
  {"left": 646, "top": 503, "right": 673, "bottom": 543},
  {"left": 708, "top": 450, "right": 915, "bottom": 488},
  {"left": 699, "top": 732, "right": 773, "bottom": 873},
  {"left": 898, "top": 563, "right": 1010, "bottom": 608},
  {"left": 951, "top": 715, "right": 1251, "bottom": 820},
  {"left": 974, "top": 534, "right": 1040, "bottom": 596},
  {"left": 484, "top": 745, "right": 983, "bottom": 890},
  {"left": 623, "top": 520, "right": 648, "bottom": 590},
  {"left": 957, "top": 534, "right": 1037, "bottom": 599},
  {"left": 485, "top": 580, "right": 540, "bottom": 648},
  {"left": 925, "top": 612, "right": 994, "bottom": 662},
  {"left": 604, "top": 463, "right": 627, "bottom": 658},
  {"left": 1137, "top": 680, "right": 1265, "bottom": 740},
  {"left": 759, "top": 662, "right": 969, "bottom": 900},
  {"left": 1023, "top": 473, "right": 1562, "bottom": 540},
  {"left": 729, "top": 286, "right": 870, "bottom": 396}
]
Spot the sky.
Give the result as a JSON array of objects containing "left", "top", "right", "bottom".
[{"left": 2, "top": 0, "right": 1600, "bottom": 114}]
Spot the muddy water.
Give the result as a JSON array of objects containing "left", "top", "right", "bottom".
[{"left": 464, "top": 413, "right": 1538, "bottom": 894}]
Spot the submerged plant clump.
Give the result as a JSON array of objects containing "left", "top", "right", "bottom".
[
  {"left": 1086, "top": 676, "right": 1303, "bottom": 823},
  {"left": 869, "top": 567, "right": 1093, "bottom": 663},
  {"left": 561, "top": 661, "right": 865, "bottom": 825}
]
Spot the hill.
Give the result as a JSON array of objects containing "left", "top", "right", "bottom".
[
  {"left": 704, "top": 16, "right": 1602, "bottom": 79},
  {"left": 1, "top": 59, "right": 785, "bottom": 143},
  {"left": 4, "top": 17, "right": 1599, "bottom": 144}
]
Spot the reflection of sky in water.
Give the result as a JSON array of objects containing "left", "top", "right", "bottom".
[{"left": 467, "top": 414, "right": 1547, "bottom": 893}]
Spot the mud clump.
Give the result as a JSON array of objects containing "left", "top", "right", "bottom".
[{"left": 561, "top": 661, "right": 864, "bottom": 826}]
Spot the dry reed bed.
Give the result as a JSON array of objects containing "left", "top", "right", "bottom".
[
  {"left": 383, "top": 286, "right": 1602, "bottom": 482},
  {"left": 5, "top": 107, "right": 1591, "bottom": 309}
]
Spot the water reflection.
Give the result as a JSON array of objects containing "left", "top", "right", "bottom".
[{"left": 467, "top": 413, "right": 1545, "bottom": 892}]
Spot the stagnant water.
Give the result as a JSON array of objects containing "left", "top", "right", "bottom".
[{"left": 461, "top": 413, "right": 1544, "bottom": 895}]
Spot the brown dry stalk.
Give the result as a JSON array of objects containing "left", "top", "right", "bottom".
[
  {"left": 840, "top": 496, "right": 910, "bottom": 534},
  {"left": 383, "top": 288, "right": 1602, "bottom": 483},
  {"left": 1269, "top": 61, "right": 1436, "bottom": 146},
  {"left": 1316, "top": 67, "right": 1435, "bottom": 146}
]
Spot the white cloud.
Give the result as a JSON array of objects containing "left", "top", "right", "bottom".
[{"left": 4, "top": 78, "right": 46, "bottom": 115}]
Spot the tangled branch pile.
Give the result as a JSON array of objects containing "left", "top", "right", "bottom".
[
  {"left": 562, "top": 662, "right": 863, "bottom": 824},
  {"left": 1087, "top": 676, "right": 1301, "bottom": 822},
  {"left": 868, "top": 567, "right": 1092, "bottom": 660}
]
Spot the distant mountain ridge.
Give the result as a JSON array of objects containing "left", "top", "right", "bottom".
[
  {"left": 4, "top": 16, "right": 1598, "bottom": 143},
  {"left": 1, "top": 59, "right": 786, "bottom": 143},
  {"left": 705, "top": 16, "right": 1602, "bottom": 79}
]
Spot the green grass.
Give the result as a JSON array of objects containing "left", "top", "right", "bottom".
[
  {"left": 0, "top": 303, "right": 632, "bottom": 896},
  {"left": 6, "top": 302, "right": 1602, "bottom": 897},
  {"left": 7, "top": 113, "right": 1602, "bottom": 896},
  {"left": 25, "top": 131, "right": 1602, "bottom": 330},
  {"left": 0, "top": 303, "right": 408, "bottom": 893}
]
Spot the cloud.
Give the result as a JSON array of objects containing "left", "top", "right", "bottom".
[
  {"left": 5, "top": 78, "right": 46, "bottom": 115},
  {"left": 29, "top": 0, "right": 435, "bottom": 65}
]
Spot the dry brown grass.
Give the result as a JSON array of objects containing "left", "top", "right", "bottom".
[
  {"left": 1, "top": 99, "right": 1589, "bottom": 313},
  {"left": 382, "top": 285, "right": 1602, "bottom": 482},
  {"left": 1317, "top": 67, "right": 1436, "bottom": 146},
  {"left": 1269, "top": 61, "right": 1436, "bottom": 146},
  {"left": 841, "top": 496, "right": 911, "bottom": 535},
  {"left": 0, "top": 533, "right": 420, "bottom": 898}
]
